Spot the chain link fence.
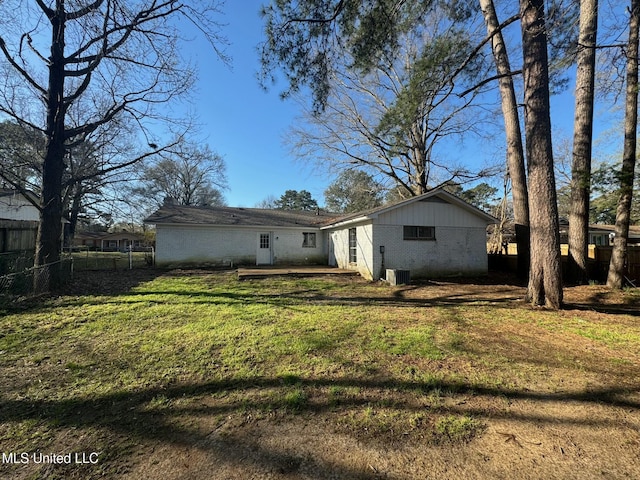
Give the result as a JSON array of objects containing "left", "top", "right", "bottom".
[
  {"left": 0, "top": 246, "right": 155, "bottom": 303},
  {"left": 0, "top": 251, "right": 35, "bottom": 274},
  {"left": 68, "top": 247, "right": 155, "bottom": 270},
  {"left": 0, "top": 255, "right": 74, "bottom": 302}
]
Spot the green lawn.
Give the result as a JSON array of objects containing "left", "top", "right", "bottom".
[{"left": 1, "top": 270, "right": 639, "bottom": 479}]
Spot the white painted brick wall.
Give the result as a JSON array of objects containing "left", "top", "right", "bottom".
[
  {"left": 271, "top": 229, "right": 326, "bottom": 265},
  {"left": 156, "top": 225, "right": 326, "bottom": 266},
  {"left": 328, "top": 222, "right": 375, "bottom": 279},
  {"left": 330, "top": 222, "right": 489, "bottom": 281},
  {"left": 374, "top": 225, "right": 488, "bottom": 279}
]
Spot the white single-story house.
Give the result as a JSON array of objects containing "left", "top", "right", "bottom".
[
  {"left": 587, "top": 224, "right": 640, "bottom": 246},
  {"left": 72, "top": 230, "right": 151, "bottom": 252},
  {"left": 145, "top": 188, "right": 497, "bottom": 280}
]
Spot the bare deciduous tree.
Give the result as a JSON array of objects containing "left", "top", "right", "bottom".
[
  {"left": 264, "top": 1, "right": 497, "bottom": 198},
  {"left": 0, "top": 0, "right": 226, "bottom": 289},
  {"left": 132, "top": 143, "right": 227, "bottom": 209}
]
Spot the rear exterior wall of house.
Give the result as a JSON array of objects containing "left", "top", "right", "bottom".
[
  {"left": 328, "top": 222, "right": 374, "bottom": 279},
  {"left": 329, "top": 198, "right": 490, "bottom": 280},
  {"left": 155, "top": 224, "right": 326, "bottom": 267},
  {"left": 371, "top": 199, "right": 489, "bottom": 279},
  {"left": 372, "top": 225, "right": 488, "bottom": 279}
]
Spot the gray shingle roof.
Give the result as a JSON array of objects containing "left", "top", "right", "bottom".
[
  {"left": 145, "top": 204, "right": 344, "bottom": 228},
  {"left": 145, "top": 188, "right": 498, "bottom": 228}
]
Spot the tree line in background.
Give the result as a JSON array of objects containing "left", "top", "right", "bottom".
[
  {"left": 259, "top": 0, "right": 640, "bottom": 307},
  {"left": 258, "top": 174, "right": 501, "bottom": 216}
]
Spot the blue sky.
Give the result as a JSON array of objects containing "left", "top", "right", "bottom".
[
  {"left": 184, "top": 1, "right": 622, "bottom": 208},
  {"left": 186, "top": 1, "right": 328, "bottom": 208}
]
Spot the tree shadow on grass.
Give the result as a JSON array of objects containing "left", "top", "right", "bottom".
[
  {"left": 32, "top": 269, "right": 639, "bottom": 316},
  {"left": 1, "top": 375, "right": 638, "bottom": 479},
  {"left": 65, "top": 280, "right": 528, "bottom": 311},
  {"left": 3, "top": 270, "right": 639, "bottom": 477},
  {"left": 63, "top": 268, "right": 168, "bottom": 297},
  {"left": 0, "top": 269, "right": 168, "bottom": 316},
  {"left": 563, "top": 302, "right": 640, "bottom": 316},
  {"left": 563, "top": 287, "right": 640, "bottom": 316}
]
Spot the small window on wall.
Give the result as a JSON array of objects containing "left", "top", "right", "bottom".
[
  {"left": 403, "top": 225, "right": 435, "bottom": 241},
  {"left": 302, "top": 232, "right": 317, "bottom": 248}
]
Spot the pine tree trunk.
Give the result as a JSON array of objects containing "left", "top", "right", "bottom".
[
  {"left": 607, "top": 0, "right": 639, "bottom": 289},
  {"left": 479, "top": 0, "right": 530, "bottom": 279},
  {"left": 568, "top": 0, "right": 598, "bottom": 285},
  {"left": 520, "top": 0, "right": 563, "bottom": 308},
  {"left": 34, "top": 2, "right": 67, "bottom": 292}
]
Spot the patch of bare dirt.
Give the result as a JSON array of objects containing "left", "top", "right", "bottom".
[
  {"left": 117, "top": 394, "right": 640, "bottom": 480},
  {"left": 61, "top": 268, "right": 165, "bottom": 296}
]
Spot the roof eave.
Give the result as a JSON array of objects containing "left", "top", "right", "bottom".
[
  {"left": 320, "top": 215, "right": 371, "bottom": 229},
  {"left": 321, "top": 188, "right": 498, "bottom": 228}
]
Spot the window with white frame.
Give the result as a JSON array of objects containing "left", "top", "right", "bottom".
[
  {"left": 302, "top": 232, "right": 317, "bottom": 248},
  {"left": 348, "top": 228, "right": 357, "bottom": 263},
  {"left": 403, "top": 225, "right": 436, "bottom": 241}
]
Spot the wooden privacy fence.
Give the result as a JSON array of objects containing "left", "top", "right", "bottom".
[
  {"left": 0, "top": 220, "right": 37, "bottom": 252},
  {"left": 488, "top": 244, "right": 640, "bottom": 283},
  {"left": 590, "top": 246, "right": 640, "bottom": 282}
]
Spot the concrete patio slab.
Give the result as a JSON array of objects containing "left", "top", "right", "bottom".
[{"left": 237, "top": 265, "right": 358, "bottom": 280}]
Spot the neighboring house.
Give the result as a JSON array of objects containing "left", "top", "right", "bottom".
[
  {"left": 496, "top": 221, "right": 640, "bottom": 252},
  {"left": 72, "top": 231, "right": 150, "bottom": 252},
  {"left": 558, "top": 220, "right": 640, "bottom": 246},
  {"left": 588, "top": 224, "right": 640, "bottom": 246},
  {"left": 146, "top": 188, "right": 497, "bottom": 280},
  {"left": 0, "top": 189, "right": 39, "bottom": 252}
]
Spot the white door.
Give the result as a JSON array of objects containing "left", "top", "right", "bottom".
[{"left": 256, "top": 232, "right": 272, "bottom": 265}]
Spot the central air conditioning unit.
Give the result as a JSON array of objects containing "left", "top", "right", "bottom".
[{"left": 386, "top": 269, "right": 410, "bottom": 286}]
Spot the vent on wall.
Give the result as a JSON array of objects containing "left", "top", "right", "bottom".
[{"left": 386, "top": 269, "right": 410, "bottom": 286}]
